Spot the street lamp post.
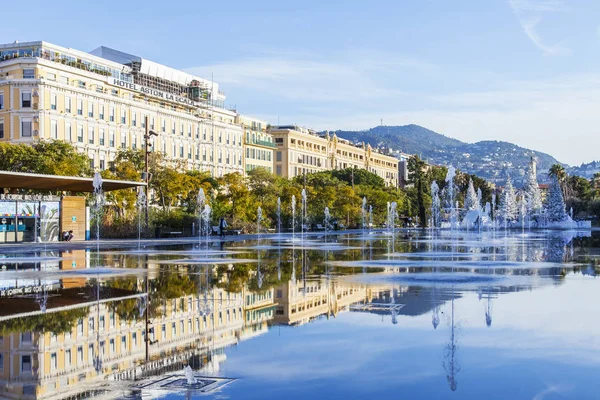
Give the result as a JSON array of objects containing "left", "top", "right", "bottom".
[{"left": 144, "top": 115, "right": 158, "bottom": 230}]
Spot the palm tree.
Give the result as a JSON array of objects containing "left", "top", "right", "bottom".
[
  {"left": 548, "top": 164, "right": 569, "bottom": 201},
  {"left": 548, "top": 164, "right": 567, "bottom": 182}
]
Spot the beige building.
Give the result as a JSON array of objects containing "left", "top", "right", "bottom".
[
  {"left": 238, "top": 115, "right": 275, "bottom": 174},
  {"left": 273, "top": 278, "right": 368, "bottom": 326},
  {"left": 0, "top": 271, "right": 276, "bottom": 399},
  {"left": 270, "top": 125, "right": 399, "bottom": 186},
  {"left": 0, "top": 41, "right": 243, "bottom": 177}
]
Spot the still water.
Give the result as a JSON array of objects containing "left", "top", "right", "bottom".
[{"left": 1, "top": 230, "right": 599, "bottom": 399}]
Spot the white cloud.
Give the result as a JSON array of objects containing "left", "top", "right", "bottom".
[
  {"left": 186, "top": 48, "right": 600, "bottom": 165},
  {"left": 508, "top": 0, "right": 569, "bottom": 55}
]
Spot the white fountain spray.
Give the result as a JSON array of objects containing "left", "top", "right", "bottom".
[
  {"left": 201, "top": 205, "right": 211, "bottom": 249},
  {"left": 136, "top": 187, "right": 146, "bottom": 251},
  {"left": 445, "top": 166, "right": 456, "bottom": 230},
  {"left": 92, "top": 173, "right": 103, "bottom": 266},
  {"left": 291, "top": 195, "right": 297, "bottom": 241},
  {"left": 276, "top": 197, "right": 282, "bottom": 235},
  {"left": 369, "top": 205, "right": 373, "bottom": 232},
  {"left": 361, "top": 197, "right": 367, "bottom": 232},
  {"left": 257, "top": 206, "right": 263, "bottom": 244},
  {"left": 197, "top": 188, "right": 206, "bottom": 248},
  {"left": 301, "top": 189, "right": 307, "bottom": 240},
  {"left": 324, "top": 206, "right": 331, "bottom": 241}
]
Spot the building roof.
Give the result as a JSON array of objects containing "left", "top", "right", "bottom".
[{"left": 0, "top": 171, "right": 145, "bottom": 192}]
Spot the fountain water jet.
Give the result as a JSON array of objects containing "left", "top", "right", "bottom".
[{"left": 197, "top": 188, "right": 206, "bottom": 248}]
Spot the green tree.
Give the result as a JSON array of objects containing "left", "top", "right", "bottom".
[{"left": 407, "top": 155, "right": 428, "bottom": 226}]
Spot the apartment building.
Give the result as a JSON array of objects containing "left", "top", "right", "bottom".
[
  {"left": 238, "top": 115, "right": 275, "bottom": 173},
  {"left": 0, "top": 41, "right": 243, "bottom": 177},
  {"left": 270, "top": 126, "right": 399, "bottom": 186}
]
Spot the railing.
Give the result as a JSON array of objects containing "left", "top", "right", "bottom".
[{"left": 249, "top": 139, "right": 277, "bottom": 148}]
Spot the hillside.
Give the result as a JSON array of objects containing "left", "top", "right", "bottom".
[
  {"left": 333, "top": 125, "right": 562, "bottom": 185},
  {"left": 568, "top": 160, "right": 600, "bottom": 179}
]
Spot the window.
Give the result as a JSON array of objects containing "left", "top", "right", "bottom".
[
  {"left": 65, "top": 349, "right": 71, "bottom": 367},
  {"left": 51, "top": 94, "right": 57, "bottom": 110},
  {"left": 88, "top": 101, "right": 94, "bottom": 117},
  {"left": 23, "top": 68, "right": 34, "bottom": 79},
  {"left": 99, "top": 104, "right": 104, "bottom": 120},
  {"left": 161, "top": 324, "right": 166, "bottom": 338},
  {"left": 109, "top": 131, "right": 115, "bottom": 148},
  {"left": 0, "top": 119, "right": 4, "bottom": 139},
  {"left": 180, "top": 123, "right": 184, "bottom": 136},
  {"left": 172, "top": 121, "right": 176, "bottom": 134},
  {"left": 21, "top": 91, "right": 32, "bottom": 108},
  {"left": 110, "top": 312, "right": 115, "bottom": 328},
  {"left": 88, "top": 127, "right": 94, "bottom": 144},
  {"left": 0, "top": 92, "right": 3, "bottom": 110},
  {"left": 121, "top": 110, "right": 126, "bottom": 124},
  {"left": 99, "top": 158, "right": 105, "bottom": 170},
  {"left": 77, "top": 318, "right": 84, "bottom": 335},
  {"left": 21, "top": 332, "right": 32, "bottom": 344},
  {"left": 65, "top": 122, "right": 72, "bottom": 142},
  {"left": 121, "top": 335, "right": 126, "bottom": 350},
  {"left": 132, "top": 332, "right": 137, "bottom": 347},
  {"left": 276, "top": 165, "right": 282, "bottom": 176},
  {"left": 51, "top": 119, "right": 58, "bottom": 139},
  {"left": 151, "top": 117, "right": 155, "bottom": 130},
  {"left": 110, "top": 338, "right": 115, "bottom": 354},
  {"left": 50, "top": 353, "right": 57, "bottom": 371},
  {"left": 99, "top": 128, "right": 105, "bottom": 146},
  {"left": 65, "top": 96, "right": 71, "bottom": 113},
  {"left": 88, "top": 344, "right": 93, "bottom": 362},
  {"left": 77, "top": 99, "right": 83, "bottom": 115},
  {"left": 77, "top": 125, "right": 83, "bottom": 143},
  {"left": 21, "top": 355, "right": 31, "bottom": 373},
  {"left": 276, "top": 151, "right": 282, "bottom": 162},
  {"left": 77, "top": 347, "right": 83, "bottom": 364},
  {"left": 21, "top": 119, "right": 32, "bottom": 137},
  {"left": 161, "top": 118, "right": 166, "bottom": 132},
  {"left": 109, "top": 107, "right": 115, "bottom": 122},
  {"left": 188, "top": 124, "right": 192, "bottom": 137}
]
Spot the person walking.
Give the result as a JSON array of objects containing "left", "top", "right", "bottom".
[{"left": 219, "top": 217, "right": 227, "bottom": 238}]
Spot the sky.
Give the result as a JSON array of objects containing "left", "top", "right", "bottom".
[{"left": 2, "top": 0, "right": 600, "bottom": 165}]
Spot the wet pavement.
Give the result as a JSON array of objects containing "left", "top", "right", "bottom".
[{"left": 0, "top": 229, "right": 599, "bottom": 399}]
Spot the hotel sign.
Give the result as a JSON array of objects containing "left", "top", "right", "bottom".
[{"left": 108, "top": 78, "right": 201, "bottom": 107}]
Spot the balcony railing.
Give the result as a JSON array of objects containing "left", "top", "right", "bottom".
[{"left": 249, "top": 139, "right": 277, "bottom": 148}]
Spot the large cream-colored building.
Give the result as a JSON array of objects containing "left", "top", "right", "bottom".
[
  {"left": 270, "top": 125, "right": 399, "bottom": 186},
  {"left": 0, "top": 275, "right": 275, "bottom": 399},
  {"left": 0, "top": 41, "right": 243, "bottom": 177}
]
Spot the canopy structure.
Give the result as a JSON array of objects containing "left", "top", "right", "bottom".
[{"left": 0, "top": 171, "right": 145, "bottom": 192}]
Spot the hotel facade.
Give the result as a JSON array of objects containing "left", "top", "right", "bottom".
[
  {"left": 0, "top": 40, "right": 399, "bottom": 186},
  {"left": 0, "top": 41, "right": 244, "bottom": 177}
]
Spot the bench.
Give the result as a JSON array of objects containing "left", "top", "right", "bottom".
[{"left": 165, "top": 231, "right": 182, "bottom": 238}]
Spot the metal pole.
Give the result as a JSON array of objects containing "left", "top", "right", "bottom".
[{"left": 145, "top": 115, "right": 150, "bottom": 230}]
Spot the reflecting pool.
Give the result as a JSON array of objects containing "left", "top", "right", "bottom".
[{"left": 1, "top": 229, "right": 599, "bottom": 399}]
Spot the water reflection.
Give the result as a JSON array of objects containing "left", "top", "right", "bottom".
[{"left": 0, "top": 230, "right": 599, "bottom": 399}]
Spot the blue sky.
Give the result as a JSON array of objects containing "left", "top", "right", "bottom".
[{"left": 3, "top": 0, "right": 600, "bottom": 165}]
